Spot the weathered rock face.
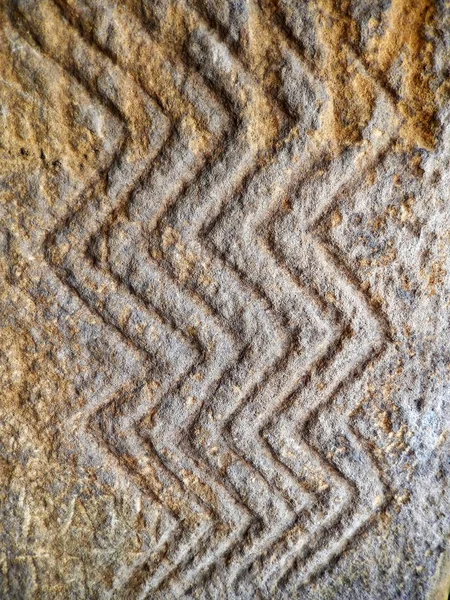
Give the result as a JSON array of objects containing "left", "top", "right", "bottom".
[{"left": 1, "top": 1, "right": 449, "bottom": 598}]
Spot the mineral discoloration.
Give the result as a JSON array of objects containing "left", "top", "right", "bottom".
[
  {"left": 367, "top": 0, "right": 438, "bottom": 151},
  {"left": 1, "top": 1, "right": 449, "bottom": 599}
]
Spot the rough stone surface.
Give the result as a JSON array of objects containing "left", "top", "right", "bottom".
[{"left": 1, "top": 1, "right": 449, "bottom": 598}]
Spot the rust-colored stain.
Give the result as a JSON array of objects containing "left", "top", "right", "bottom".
[
  {"left": 314, "top": 0, "right": 375, "bottom": 154},
  {"left": 314, "top": 0, "right": 438, "bottom": 154},
  {"left": 368, "top": 0, "right": 438, "bottom": 151}
]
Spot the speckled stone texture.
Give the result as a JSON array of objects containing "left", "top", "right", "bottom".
[{"left": 1, "top": 1, "right": 449, "bottom": 599}]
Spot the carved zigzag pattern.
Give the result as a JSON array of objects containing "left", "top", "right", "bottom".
[
  {"left": 11, "top": 0, "right": 228, "bottom": 592},
  {"left": 10, "top": 0, "right": 401, "bottom": 597}
]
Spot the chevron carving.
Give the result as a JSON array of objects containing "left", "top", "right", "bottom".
[{"left": 5, "top": 0, "right": 446, "bottom": 598}]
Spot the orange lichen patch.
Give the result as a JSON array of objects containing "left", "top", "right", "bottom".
[
  {"left": 367, "top": 0, "right": 437, "bottom": 151},
  {"left": 313, "top": 0, "right": 375, "bottom": 156}
]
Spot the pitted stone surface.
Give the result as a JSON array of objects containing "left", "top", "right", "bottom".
[{"left": 0, "top": 1, "right": 449, "bottom": 599}]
